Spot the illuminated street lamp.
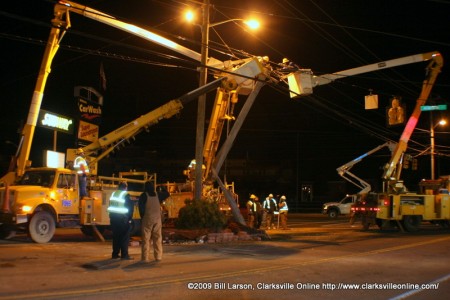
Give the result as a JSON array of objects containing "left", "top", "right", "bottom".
[
  {"left": 430, "top": 118, "right": 447, "bottom": 180},
  {"left": 184, "top": 10, "right": 260, "bottom": 30},
  {"left": 185, "top": 2, "right": 259, "bottom": 200}
]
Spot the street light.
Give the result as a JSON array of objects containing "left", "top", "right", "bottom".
[
  {"left": 185, "top": 3, "right": 259, "bottom": 200},
  {"left": 430, "top": 118, "right": 447, "bottom": 180}
]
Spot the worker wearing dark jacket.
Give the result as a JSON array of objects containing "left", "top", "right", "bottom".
[{"left": 107, "top": 181, "right": 134, "bottom": 260}]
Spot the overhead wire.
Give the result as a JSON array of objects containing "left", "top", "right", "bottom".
[
  {"left": 1, "top": 1, "right": 444, "bottom": 160},
  {"left": 267, "top": 0, "right": 439, "bottom": 159}
]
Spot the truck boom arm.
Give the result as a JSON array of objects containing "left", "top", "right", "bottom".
[
  {"left": 3, "top": 0, "right": 262, "bottom": 183},
  {"left": 82, "top": 77, "right": 226, "bottom": 166},
  {"left": 382, "top": 52, "right": 443, "bottom": 188},
  {"left": 288, "top": 51, "right": 443, "bottom": 98},
  {"left": 337, "top": 142, "right": 396, "bottom": 194}
]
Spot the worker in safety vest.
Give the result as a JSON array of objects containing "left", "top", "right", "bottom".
[
  {"left": 107, "top": 181, "right": 134, "bottom": 260},
  {"left": 73, "top": 148, "right": 89, "bottom": 198},
  {"left": 246, "top": 194, "right": 257, "bottom": 228},
  {"left": 263, "top": 194, "right": 277, "bottom": 230},
  {"left": 279, "top": 195, "right": 289, "bottom": 230}
]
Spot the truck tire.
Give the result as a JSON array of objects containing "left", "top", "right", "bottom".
[
  {"left": 402, "top": 215, "right": 421, "bottom": 232},
  {"left": 328, "top": 209, "right": 339, "bottom": 219},
  {"left": 130, "top": 219, "right": 141, "bottom": 236},
  {"left": 28, "top": 211, "right": 55, "bottom": 243}
]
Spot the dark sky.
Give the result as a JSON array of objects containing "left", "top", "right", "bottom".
[{"left": 1, "top": 0, "right": 450, "bottom": 195}]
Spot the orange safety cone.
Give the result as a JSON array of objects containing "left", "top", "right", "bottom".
[{"left": 2, "top": 182, "right": 11, "bottom": 213}]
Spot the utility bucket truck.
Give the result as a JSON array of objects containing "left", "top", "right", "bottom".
[
  {"left": 286, "top": 51, "right": 446, "bottom": 231},
  {"left": 331, "top": 142, "right": 395, "bottom": 227},
  {"left": 0, "top": 79, "right": 225, "bottom": 243},
  {"left": 0, "top": 0, "right": 267, "bottom": 242},
  {"left": 374, "top": 52, "right": 449, "bottom": 232},
  {"left": 323, "top": 52, "right": 447, "bottom": 232}
]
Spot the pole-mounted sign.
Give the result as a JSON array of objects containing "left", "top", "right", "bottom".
[{"left": 420, "top": 104, "right": 447, "bottom": 111}]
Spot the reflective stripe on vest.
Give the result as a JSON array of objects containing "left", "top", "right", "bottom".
[
  {"left": 280, "top": 201, "right": 288, "bottom": 212},
  {"left": 108, "top": 190, "right": 129, "bottom": 214}
]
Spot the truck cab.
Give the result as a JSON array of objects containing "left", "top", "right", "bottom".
[
  {"left": 322, "top": 194, "right": 357, "bottom": 218},
  {"left": 0, "top": 167, "right": 81, "bottom": 243}
]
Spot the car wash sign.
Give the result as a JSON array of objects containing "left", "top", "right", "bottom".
[{"left": 38, "top": 110, "right": 74, "bottom": 134}]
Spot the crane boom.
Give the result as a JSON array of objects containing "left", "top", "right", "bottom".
[
  {"left": 79, "top": 77, "right": 226, "bottom": 169},
  {"left": 2, "top": 0, "right": 263, "bottom": 183}
]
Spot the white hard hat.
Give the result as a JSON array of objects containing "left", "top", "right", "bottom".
[
  {"left": 281, "top": 195, "right": 286, "bottom": 200},
  {"left": 269, "top": 194, "right": 273, "bottom": 198}
]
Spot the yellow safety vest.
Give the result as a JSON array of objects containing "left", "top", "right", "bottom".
[{"left": 107, "top": 191, "right": 129, "bottom": 215}]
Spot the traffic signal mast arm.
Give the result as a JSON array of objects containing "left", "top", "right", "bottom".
[{"left": 336, "top": 142, "right": 396, "bottom": 194}]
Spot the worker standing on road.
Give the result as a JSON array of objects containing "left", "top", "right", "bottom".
[
  {"left": 279, "top": 195, "right": 289, "bottom": 230},
  {"left": 139, "top": 181, "right": 169, "bottom": 263},
  {"left": 246, "top": 194, "right": 257, "bottom": 228},
  {"left": 263, "top": 194, "right": 277, "bottom": 230},
  {"left": 107, "top": 181, "right": 134, "bottom": 260}
]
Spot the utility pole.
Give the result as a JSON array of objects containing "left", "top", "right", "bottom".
[{"left": 194, "top": 0, "right": 210, "bottom": 200}]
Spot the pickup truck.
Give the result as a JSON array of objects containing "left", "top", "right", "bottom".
[{"left": 322, "top": 194, "right": 357, "bottom": 218}]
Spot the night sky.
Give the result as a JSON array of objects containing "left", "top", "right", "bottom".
[{"left": 1, "top": 0, "right": 450, "bottom": 200}]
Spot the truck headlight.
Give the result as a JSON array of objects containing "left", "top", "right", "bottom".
[{"left": 21, "top": 205, "right": 33, "bottom": 213}]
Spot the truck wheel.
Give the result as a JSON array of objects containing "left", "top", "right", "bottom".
[
  {"left": 328, "top": 209, "right": 338, "bottom": 219},
  {"left": 402, "top": 215, "right": 421, "bottom": 232},
  {"left": 28, "top": 211, "right": 55, "bottom": 243},
  {"left": 130, "top": 219, "right": 141, "bottom": 236}
]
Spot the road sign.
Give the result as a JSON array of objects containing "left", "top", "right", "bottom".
[{"left": 420, "top": 104, "right": 447, "bottom": 111}]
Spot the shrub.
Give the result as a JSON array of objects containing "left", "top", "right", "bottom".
[{"left": 175, "top": 200, "right": 227, "bottom": 231}]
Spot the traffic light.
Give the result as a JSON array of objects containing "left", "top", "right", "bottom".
[
  {"left": 403, "top": 154, "right": 412, "bottom": 169},
  {"left": 412, "top": 159, "right": 418, "bottom": 170},
  {"left": 403, "top": 159, "right": 409, "bottom": 169}
]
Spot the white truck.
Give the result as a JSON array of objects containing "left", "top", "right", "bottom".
[{"left": 322, "top": 194, "right": 357, "bottom": 218}]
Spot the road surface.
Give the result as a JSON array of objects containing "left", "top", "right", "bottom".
[{"left": 0, "top": 214, "right": 449, "bottom": 300}]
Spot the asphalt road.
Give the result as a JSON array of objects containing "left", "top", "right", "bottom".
[{"left": 0, "top": 214, "right": 449, "bottom": 300}]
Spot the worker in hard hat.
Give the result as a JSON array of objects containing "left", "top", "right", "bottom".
[
  {"left": 108, "top": 181, "right": 134, "bottom": 260},
  {"left": 246, "top": 194, "right": 257, "bottom": 228},
  {"left": 279, "top": 195, "right": 289, "bottom": 230},
  {"left": 279, "top": 58, "right": 300, "bottom": 73},
  {"left": 263, "top": 194, "right": 277, "bottom": 230},
  {"left": 73, "top": 148, "right": 89, "bottom": 198}
]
